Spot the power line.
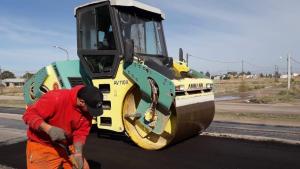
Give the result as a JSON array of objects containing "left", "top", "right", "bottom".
[
  {"left": 188, "top": 54, "right": 240, "bottom": 64},
  {"left": 244, "top": 61, "right": 273, "bottom": 69}
]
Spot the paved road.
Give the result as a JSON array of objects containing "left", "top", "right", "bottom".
[
  {"left": 216, "top": 102, "right": 300, "bottom": 114},
  {"left": 0, "top": 106, "right": 300, "bottom": 144},
  {"left": 0, "top": 107, "right": 300, "bottom": 169},
  {"left": 0, "top": 107, "right": 24, "bottom": 114},
  {"left": 3, "top": 101, "right": 300, "bottom": 116},
  {"left": 0, "top": 132, "right": 300, "bottom": 169},
  {"left": 207, "top": 121, "right": 300, "bottom": 142}
]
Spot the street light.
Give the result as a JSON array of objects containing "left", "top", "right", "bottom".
[{"left": 52, "top": 46, "right": 70, "bottom": 60}]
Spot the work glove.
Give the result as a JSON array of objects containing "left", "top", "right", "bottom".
[
  {"left": 47, "top": 126, "right": 66, "bottom": 142},
  {"left": 73, "top": 153, "right": 84, "bottom": 169}
]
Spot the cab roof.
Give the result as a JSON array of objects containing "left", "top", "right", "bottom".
[{"left": 75, "top": 0, "right": 165, "bottom": 19}]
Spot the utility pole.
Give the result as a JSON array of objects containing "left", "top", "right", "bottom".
[
  {"left": 241, "top": 59, "right": 244, "bottom": 80},
  {"left": 274, "top": 65, "right": 279, "bottom": 82},
  {"left": 287, "top": 54, "right": 291, "bottom": 90},
  {"left": 242, "top": 59, "right": 244, "bottom": 74},
  {"left": 186, "top": 53, "right": 189, "bottom": 66},
  {"left": 0, "top": 66, "right": 2, "bottom": 94}
]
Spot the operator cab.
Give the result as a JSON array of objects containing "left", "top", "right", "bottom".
[{"left": 75, "top": 0, "right": 171, "bottom": 79}]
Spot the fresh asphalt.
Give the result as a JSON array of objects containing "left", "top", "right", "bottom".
[
  {"left": 0, "top": 132, "right": 300, "bottom": 169},
  {"left": 0, "top": 107, "right": 300, "bottom": 169}
]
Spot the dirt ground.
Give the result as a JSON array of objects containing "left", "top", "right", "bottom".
[
  {"left": 215, "top": 101, "right": 300, "bottom": 127},
  {"left": 214, "top": 77, "right": 300, "bottom": 99},
  {"left": 213, "top": 77, "right": 300, "bottom": 127}
]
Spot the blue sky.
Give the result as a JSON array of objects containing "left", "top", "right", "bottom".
[{"left": 1, "top": 0, "right": 300, "bottom": 76}]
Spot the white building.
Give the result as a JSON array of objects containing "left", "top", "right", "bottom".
[
  {"left": 280, "top": 73, "right": 299, "bottom": 79},
  {"left": 1, "top": 78, "right": 26, "bottom": 87}
]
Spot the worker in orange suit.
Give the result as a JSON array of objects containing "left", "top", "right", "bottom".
[{"left": 23, "top": 85, "right": 103, "bottom": 169}]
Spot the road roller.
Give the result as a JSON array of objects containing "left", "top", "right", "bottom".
[{"left": 23, "top": 0, "right": 215, "bottom": 150}]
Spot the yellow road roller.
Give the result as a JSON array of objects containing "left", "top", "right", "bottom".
[{"left": 23, "top": 0, "right": 215, "bottom": 150}]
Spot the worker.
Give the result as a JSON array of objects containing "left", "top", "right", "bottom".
[{"left": 23, "top": 85, "right": 103, "bottom": 169}]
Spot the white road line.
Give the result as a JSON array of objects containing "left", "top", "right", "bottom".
[{"left": 202, "top": 132, "right": 300, "bottom": 145}]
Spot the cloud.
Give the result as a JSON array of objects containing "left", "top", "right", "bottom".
[
  {"left": 1, "top": 0, "right": 300, "bottom": 75},
  {"left": 141, "top": 0, "right": 300, "bottom": 74},
  {"left": 0, "top": 15, "right": 77, "bottom": 75},
  {"left": 0, "top": 16, "right": 75, "bottom": 45}
]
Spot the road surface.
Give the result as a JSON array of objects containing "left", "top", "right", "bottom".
[
  {"left": 216, "top": 101, "right": 300, "bottom": 114},
  {"left": 0, "top": 106, "right": 300, "bottom": 169},
  {"left": 0, "top": 132, "right": 300, "bottom": 169}
]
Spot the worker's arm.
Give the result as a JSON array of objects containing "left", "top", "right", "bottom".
[
  {"left": 72, "top": 115, "right": 92, "bottom": 145},
  {"left": 23, "top": 92, "right": 66, "bottom": 141},
  {"left": 72, "top": 121, "right": 90, "bottom": 169},
  {"left": 23, "top": 92, "right": 58, "bottom": 130},
  {"left": 71, "top": 115, "right": 91, "bottom": 169},
  {"left": 73, "top": 142, "right": 84, "bottom": 169}
]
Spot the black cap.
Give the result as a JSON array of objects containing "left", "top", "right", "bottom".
[{"left": 78, "top": 86, "right": 103, "bottom": 116}]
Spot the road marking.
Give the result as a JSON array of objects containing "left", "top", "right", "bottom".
[
  {"left": 0, "top": 127, "right": 27, "bottom": 146},
  {"left": 211, "top": 125, "right": 300, "bottom": 135},
  {"left": 0, "top": 113, "right": 22, "bottom": 121},
  {"left": 202, "top": 132, "right": 300, "bottom": 145},
  {"left": 0, "top": 164, "right": 17, "bottom": 169}
]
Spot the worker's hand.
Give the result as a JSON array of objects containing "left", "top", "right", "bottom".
[
  {"left": 39, "top": 121, "right": 66, "bottom": 142},
  {"left": 47, "top": 126, "right": 66, "bottom": 142},
  {"left": 73, "top": 153, "right": 83, "bottom": 169}
]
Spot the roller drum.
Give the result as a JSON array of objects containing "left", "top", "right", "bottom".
[
  {"left": 172, "top": 97, "right": 215, "bottom": 143},
  {"left": 122, "top": 87, "right": 215, "bottom": 150}
]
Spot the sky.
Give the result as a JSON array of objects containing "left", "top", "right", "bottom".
[{"left": 1, "top": 0, "right": 300, "bottom": 76}]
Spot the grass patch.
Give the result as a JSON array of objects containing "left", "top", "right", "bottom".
[
  {"left": 250, "top": 88, "right": 300, "bottom": 104},
  {"left": 238, "top": 80, "right": 252, "bottom": 92},
  {"left": 0, "top": 87, "right": 23, "bottom": 96},
  {"left": 0, "top": 100, "right": 26, "bottom": 108},
  {"left": 253, "top": 84, "right": 265, "bottom": 90}
]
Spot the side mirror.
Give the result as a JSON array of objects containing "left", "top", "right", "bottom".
[
  {"left": 124, "top": 39, "right": 134, "bottom": 63},
  {"left": 179, "top": 48, "right": 184, "bottom": 62}
]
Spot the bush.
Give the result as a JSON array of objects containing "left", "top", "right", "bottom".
[
  {"left": 239, "top": 80, "right": 252, "bottom": 92},
  {"left": 253, "top": 85, "right": 265, "bottom": 90}
]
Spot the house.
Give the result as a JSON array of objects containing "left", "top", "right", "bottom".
[
  {"left": 1, "top": 78, "right": 26, "bottom": 87},
  {"left": 246, "top": 74, "right": 257, "bottom": 79},
  {"left": 280, "top": 73, "right": 299, "bottom": 79}
]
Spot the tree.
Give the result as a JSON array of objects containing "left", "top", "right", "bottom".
[
  {"left": 259, "top": 73, "right": 264, "bottom": 78},
  {"left": 246, "top": 71, "right": 252, "bottom": 75},
  {"left": 0, "top": 70, "right": 15, "bottom": 79},
  {"left": 205, "top": 71, "right": 211, "bottom": 78},
  {"left": 239, "top": 72, "right": 245, "bottom": 76},
  {"left": 22, "top": 72, "right": 34, "bottom": 80},
  {"left": 227, "top": 71, "right": 238, "bottom": 76}
]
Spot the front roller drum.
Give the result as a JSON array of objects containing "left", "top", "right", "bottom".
[{"left": 122, "top": 87, "right": 215, "bottom": 150}]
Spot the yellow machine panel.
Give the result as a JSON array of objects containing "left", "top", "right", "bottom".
[{"left": 92, "top": 61, "right": 134, "bottom": 132}]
